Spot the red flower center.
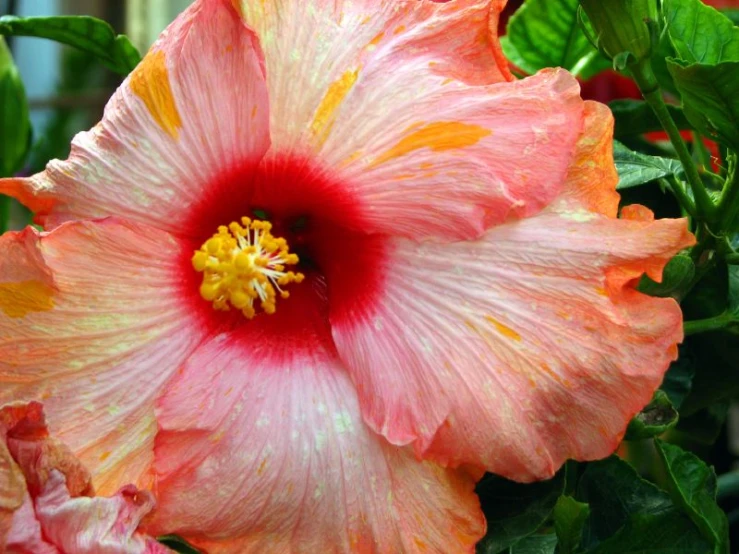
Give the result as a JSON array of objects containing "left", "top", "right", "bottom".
[{"left": 177, "top": 154, "right": 387, "bottom": 347}]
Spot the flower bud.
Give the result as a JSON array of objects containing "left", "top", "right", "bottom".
[{"left": 580, "top": 0, "right": 659, "bottom": 67}]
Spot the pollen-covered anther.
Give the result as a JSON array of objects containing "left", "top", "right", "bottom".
[{"left": 192, "top": 216, "right": 303, "bottom": 318}]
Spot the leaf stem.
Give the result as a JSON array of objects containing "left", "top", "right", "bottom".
[
  {"left": 630, "top": 62, "right": 717, "bottom": 224},
  {"left": 683, "top": 312, "right": 736, "bottom": 336},
  {"left": 665, "top": 175, "right": 696, "bottom": 218}
]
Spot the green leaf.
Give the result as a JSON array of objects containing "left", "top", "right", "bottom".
[
  {"left": 508, "top": 534, "right": 558, "bottom": 554},
  {"left": 638, "top": 254, "right": 695, "bottom": 298},
  {"left": 625, "top": 390, "right": 679, "bottom": 440},
  {"left": 0, "top": 15, "right": 141, "bottom": 75},
  {"left": 576, "top": 456, "right": 712, "bottom": 553},
  {"left": 553, "top": 495, "right": 589, "bottom": 554},
  {"left": 660, "top": 345, "right": 696, "bottom": 409},
  {"left": 613, "top": 140, "right": 684, "bottom": 189},
  {"left": 668, "top": 60, "right": 739, "bottom": 150},
  {"left": 157, "top": 535, "right": 202, "bottom": 554},
  {"left": 655, "top": 440, "right": 730, "bottom": 554},
  {"left": 682, "top": 261, "right": 730, "bottom": 320},
  {"left": 585, "top": 512, "right": 713, "bottom": 554},
  {"left": 650, "top": 27, "right": 681, "bottom": 97},
  {"left": 500, "top": 0, "right": 610, "bottom": 79},
  {"left": 0, "top": 37, "right": 31, "bottom": 178},
  {"left": 476, "top": 469, "right": 565, "bottom": 554},
  {"left": 663, "top": 0, "right": 739, "bottom": 64},
  {"left": 610, "top": 99, "right": 691, "bottom": 139}
]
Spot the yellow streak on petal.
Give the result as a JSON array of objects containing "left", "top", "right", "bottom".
[
  {"left": 310, "top": 68, "right": 360, "bottom": 148},
  {"left": 130, "top": 50, "right": 182, "bottom": 139},
  {"left": 484, "top": 315, "right": 522, "bottom": 342},
  {"left": 367, "top": 32, "right": 384, "bottom": 47},
  {"left": 369, "top": 121, "right": 491, "bottom": 168},
  {"left": 0, "top": 280, "right": 54, "bottom": 318}
]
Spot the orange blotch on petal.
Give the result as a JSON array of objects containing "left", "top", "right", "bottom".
[
  {"left": 130, "top": 49, "right": 183, "bottom": 139},
  {"left": 370, "top": 121, "right": 492, "bottom": 168},
  {"left": 0, "top": 281, "right": 55, "bottom": 319}
]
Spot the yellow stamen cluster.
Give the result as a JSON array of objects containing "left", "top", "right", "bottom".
[{"left": 192, "top": 217, "right": 304, "bottom": 318}]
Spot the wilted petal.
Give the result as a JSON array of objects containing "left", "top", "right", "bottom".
[
  {"left": 240, "top": 0, "right": 584, "bottom": 238},
  {"left": 0, "top": 0, "right": 269, "bottom": 233},
  {"left": 1, "top": 402, "right": 168, "bottom": 553},
  {"left": 150, "top": 282, "right": 484, "bottom": 553},
  {"left": 3, "top": 492, "right": 57, "bottom": 554},
  {"left": 0, "top": 221, "right": 204, "bottom": 494},
  {"left": 332, "top": 209, "right": 694, "bottom": 480},
  {"left": 35, "top": 472, "right": 169, "bottom": 554}
]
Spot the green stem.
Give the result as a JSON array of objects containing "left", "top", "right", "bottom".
[
  {"left": 715, "top": 156, "right": 739, "bottom": 232},
  {"left": 689, "top": 225, "right": 713, "bottom": 264},
  {"left": 664, "top": 176, "right": 696, "bottom": 218},
  {"left": 630, "top": 63, "right": 717, "bottom": 224},
  {"left": 683, "top": 312, "right": 736, "bottom": 336},
  {"left": 726, "top": 253, "right": 739, "bottom": 264}
]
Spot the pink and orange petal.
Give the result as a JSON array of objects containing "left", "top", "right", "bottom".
[
  {"left": 148, "top": 281, "right": 485, "bottom": 553},
  {"left": 0, "top": 220, "right": 206, "bottom": 494}
]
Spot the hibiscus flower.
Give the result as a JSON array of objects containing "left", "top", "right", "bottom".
[
  {"left": 0, "top": 402, "right": 168, "bottom": 553},
  {"left": 0, "top": 0, "right": 693, "bottom": 551}
]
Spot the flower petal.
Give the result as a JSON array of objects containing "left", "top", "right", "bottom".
[
  {"left": 554, "top": 101, "right": 620, "bottom": 217},
  {"left": 0, "top": 221, "right": 204, "bottom": 494},
  {"left": 335, "top": 69, "right": 585, "bottom": 238},
  {"left": 1, "top": 402, "right": 169, "bottom": 554},
  {"left": 0, "top": 0, "right": 269, "bottom": 233},
  {"left": 332, "top": 210, "right": 695, "bottom": 481},
  {"left": 3, "top": 491, "right": 57, "bottom": 554},
  {"left": 240, "top": 1, "right": 584, "bottom": 238},
  {"left": 239, "top": 0, "right": 510, "bottom": 153},
  {"left": 149, "top": 281, "right": 484, "bottom": 553},
  {"left": 35, "top": 472, "right": 170, "bottom": 554}
]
